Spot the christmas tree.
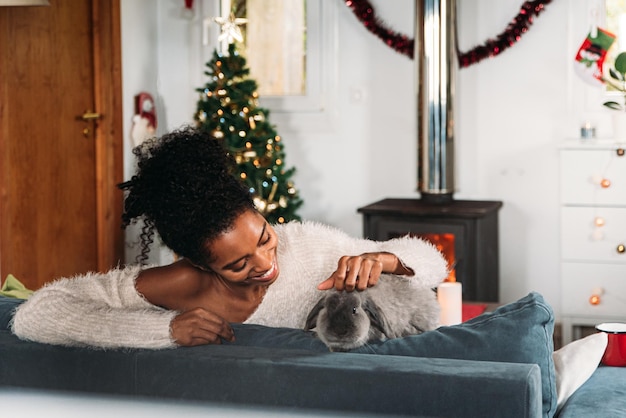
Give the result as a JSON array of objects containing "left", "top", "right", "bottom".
[{"left": 194, "top": 42, "right": 303, "bottom": 224}]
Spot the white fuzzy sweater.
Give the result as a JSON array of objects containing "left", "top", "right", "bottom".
[{"left": 11, "top": 221, "right": 447, "bottom": 349}]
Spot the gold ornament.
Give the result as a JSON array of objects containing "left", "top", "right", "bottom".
[
  {"left": 253, "top": 197, "right": 278, "bottom": 214},
  {"left": 268, "top": 182, "right": 278, "bottom": 202},
  {"left": 279, "top": 195, "right": 288, "bottom": 208},
  {"left": 234, "top": 150, "right": 258, "bottom": 164},
  {"left": 242, "top": 150, "right": 257, "bottom": 159},
  {"left": 253, "top": 196, "right": 267, "bottom": 213}
]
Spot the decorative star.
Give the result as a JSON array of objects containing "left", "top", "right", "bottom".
[{"left": 213, "top": 12, "right": 248, "bottom": 44}]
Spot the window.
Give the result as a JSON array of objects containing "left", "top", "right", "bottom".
[{"left": 204, "top": 0, "right": 337, "bottom": 131}]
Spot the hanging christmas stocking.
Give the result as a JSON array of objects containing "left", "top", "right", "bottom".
[{"left": 574, "top": 28, "right": 617, "bottom": 86}]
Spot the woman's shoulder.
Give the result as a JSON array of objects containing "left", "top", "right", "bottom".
[{"left": 135, "top": 259, "right": 209, "bottom": 309}]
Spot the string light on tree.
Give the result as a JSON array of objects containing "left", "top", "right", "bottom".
[{"left": 194, "top": 12, "right": 303, "bottom": 224}]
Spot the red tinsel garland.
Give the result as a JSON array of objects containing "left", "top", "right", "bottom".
[{"left": 344, "top": 0, "right": 553, "bottom": 68}]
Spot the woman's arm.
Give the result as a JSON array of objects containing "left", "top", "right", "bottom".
[
  {"left": 11, "top": 265, "right": 178, "bottom": 349},
  {"left": 378, "top": 233, "right": 449, "bottom": 287},
  {"left": 276, "top": 221, "right": 448, "bottom": 292}
]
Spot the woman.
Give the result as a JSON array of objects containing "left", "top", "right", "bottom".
[{"left": 11, "top": 127, "right": 448, "bottom": 349}]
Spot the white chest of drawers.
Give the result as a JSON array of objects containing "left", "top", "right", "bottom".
[{"left": 560, "top": 140, "right": 626, "bottom": 343}]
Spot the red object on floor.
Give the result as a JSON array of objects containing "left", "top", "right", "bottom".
[{"left": 462, "top": 303, "right": 487, "bottom": 322}]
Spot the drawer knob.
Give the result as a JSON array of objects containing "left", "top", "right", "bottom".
[
  {"left": 618, "top": 244, "right": 626, "bottom": 254},
  {"left": 589, "top": 287, "right": 604, "bottom": 306}
]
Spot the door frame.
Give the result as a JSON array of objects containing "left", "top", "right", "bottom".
[{"left": 93, "top": 0, "right": 124, "bottom": 269}]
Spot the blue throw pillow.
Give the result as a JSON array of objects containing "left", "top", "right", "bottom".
[
  {"left": 0, "top": 296, "right": 25, "bottom": 331},
  {"left": 231, "top": 292, "right": 557, "bottom": 418}
]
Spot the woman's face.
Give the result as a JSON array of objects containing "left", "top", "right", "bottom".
[{"left": 205, "top": 210, "right": 280, "bottom": 286}]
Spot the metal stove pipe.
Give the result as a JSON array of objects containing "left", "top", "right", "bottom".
[{"left": 415, "top": 0, "right": 457, "bottom": 203}]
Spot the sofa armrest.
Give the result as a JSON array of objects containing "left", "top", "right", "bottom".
[
  {"left": 136, "top": 344, "right": 542, "bottom": 418},
  {"left": 1, "top": 331, "right": 542, "bottom": 418}
]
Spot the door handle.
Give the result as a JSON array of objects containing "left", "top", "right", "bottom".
[
  {"left": 81, "top": 111, "right": 102, "bottom": 121},
  {"left": 79, "top": 111, "right": 102, "bottom": 137}
]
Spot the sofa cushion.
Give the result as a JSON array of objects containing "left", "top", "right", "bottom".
[
  {"left": 0, "top": 296, "right": 23, "bottom": 330},
  {"left": 556, "top": 366, "right": 626, "bottom": 417},
  {"left": 231, "top": 292, "right": 557, "bottom": 418}
]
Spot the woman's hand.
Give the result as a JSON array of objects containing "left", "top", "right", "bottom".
[
  {"left": 170, "top": 308, "right": 235, "bottom": 346},
  {"left": 317, "top": 252, "right": 412, "bottom": 292}
]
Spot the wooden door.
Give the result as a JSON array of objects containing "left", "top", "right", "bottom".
[{"left": 0, "top": 0, "right": 124, "bottom": 290}]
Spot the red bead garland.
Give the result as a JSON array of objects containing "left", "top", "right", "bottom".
[{"left": 344, "top": 0, "right": 553, "bottom": 68}]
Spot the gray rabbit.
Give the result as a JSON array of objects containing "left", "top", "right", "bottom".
[{"left": 305, "top": 275, "right": 440, "bottom": 352}]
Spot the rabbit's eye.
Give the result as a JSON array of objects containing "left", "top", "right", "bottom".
[{"left": 352, "top": 307, "right": 358, "bottom": 314}]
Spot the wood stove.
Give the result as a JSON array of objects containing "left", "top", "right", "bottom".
[{"left": 358, "top": 198, "right": 502, "bottom": 302}]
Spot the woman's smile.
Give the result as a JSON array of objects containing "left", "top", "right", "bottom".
[{"left": 248, "top": 259, "right": 279, "bottom": 284}]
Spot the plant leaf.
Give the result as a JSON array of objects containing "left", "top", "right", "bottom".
[
  {"left": 604, "top": 101, "right": 623, "bottom": 111},
  {"left": 610, "top": 68, "right": 623, "bottom": 81},
  {"left": 615, "top": 52, "right": 626, "bottom": 74}
]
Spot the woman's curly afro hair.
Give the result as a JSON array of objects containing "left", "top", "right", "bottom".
[{"left": 118, "top": 126, "right": 255, "bottom": 267}]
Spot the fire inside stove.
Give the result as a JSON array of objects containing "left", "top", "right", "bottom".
[{"left": 417, "top": 233, "right": 456, "bottom": 282}]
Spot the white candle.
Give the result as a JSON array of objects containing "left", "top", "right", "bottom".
[{"left": 438, "top": 282, "right": 462, "bottom": 326}]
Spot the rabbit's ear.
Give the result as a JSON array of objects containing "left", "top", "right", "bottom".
[
  {"left": 305, "top": 297, "right": 326, "bottom": 330},
  {"left": 363, "top": 299, "right": 390, "bottom": 337}
]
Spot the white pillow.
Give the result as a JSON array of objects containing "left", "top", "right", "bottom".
[{"left": 553, "top": 332, "right": 608, "bottom": 411}]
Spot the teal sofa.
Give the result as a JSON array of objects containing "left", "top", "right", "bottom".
[{"left": 0, "top": 293, "right": 621, "bottom": 417}]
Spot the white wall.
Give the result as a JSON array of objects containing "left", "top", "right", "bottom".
[{"left": 120, "top": 0, "right": 612, "bottom": 319}]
